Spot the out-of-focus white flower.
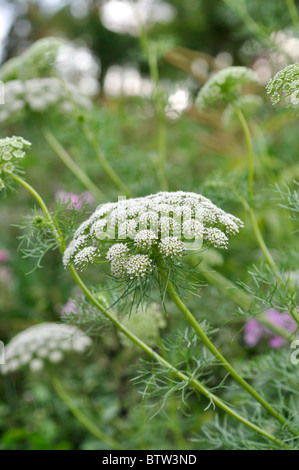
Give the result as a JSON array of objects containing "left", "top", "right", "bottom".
[
  {"left": 266, "top": 63, "right": 299, "bottom": 107},
  {"left": 0, "top": 78, "right": 92, "bottom": 123},
  {"left": 1, "top": 323, "right": 92, "bottom": 375},
  {"left": 0, "top": 136, "right": 31, "bottom": 189},
  {"left": 196, "top": 66, "right": 258, "bottom": 110}
]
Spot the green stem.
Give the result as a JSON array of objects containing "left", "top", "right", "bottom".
[
  {"left": 10, "top": 173, "right": 65, "bottom": 252},
  {"left": 68, "top": 267, "right": 288, "bottom": 448},
  {"left": 232, "top": 102, "right": 254, "bottom": 202},
  {"left": 43, "top": 128, "right": 104, "bottom": 201},
  {"left": 51, "top": 376, "right": 123, "bottom": 450},
  {"left": 164, "top": 275, "right": 296, "bottom": 436},
  {"left": 139, "top": 24, "right": 168, "bottom": 190},
  {"left": 12, "top": 175, "right": 291, "bottom": 448},
  {"left": 286, "top": 0, "right": 299, "bottom": 29},
  {"left": 81, "top": 121, "right": 131, "bottom": 198}
]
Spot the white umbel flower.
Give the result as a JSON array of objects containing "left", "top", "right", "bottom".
[
  {"left": 196, "top": 66, "right": 258, "bottom": 110},
  {"left": 266, "top": 63, "right": 299, "bottom": 106},
  {"left": 1, "top": 323, "right": 92, "bottom": 375},
  {"left": 64, "top": 191, "right": 244, "bottom": 277},
  {"left": 134, "top": 230, "right": 158, "bottom": 249},
  {"left": 0, "top": 136, "right": 31, "bottom": 190},
  {"left": 158, "top": 237, "right": 185, "bottom": 257},
  {"left": 126, "top": 254, "right": 152, "bottom": 278},
  {"left": 73, "top": 246, "right": 101, "bottom": 271}
]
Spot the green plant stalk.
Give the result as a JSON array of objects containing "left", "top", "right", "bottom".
[
  {"left": 81, "top": 121, "right": 131, "bottom": 198},
  {"left": 163, "top": 274, "right": 297, "bottom": 436},
  {"left": 139, "top": 23, "right": 168, "bottom": 190},
  {"left": 286, "top": 0, "right": 299, "bottom": 29},
  {"left": 43, "top": 128, "right": 104, "bottom": 201},
  {"left": 10, "top": 174, "right": 288, "bottom": 448},
  {"left": 232, "top": 104, "right": 299, "bottom": 326},
  {"left": 68, "top": 267, "right": 288, "bottom": 448},
  {"left": 51, "top": 376, "right": 123, "bottom": 449},
  {"left": 232, "top": 102, "right": 254, "bottom": 202},
  {"left": 197, "top": 260, "right": 297, "bottom": 342}
]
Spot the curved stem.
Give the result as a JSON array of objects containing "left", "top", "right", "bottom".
[
  {"left": 43, "top": 128, "right": 104, "bottom": 202},
  {"left": 232, "top": 102, "right": 254, "bottom": 202},
  {"left": 10, "top": 173, "right": 65, "bottom": 252},
  {"left": 11, "top": 174, "right": 291, "bottom": 448},
  {"left": 164, "top": 275, "right": 297, "bottom": 436},
  {"left": 81, "top": 121, "right": 131, "bottom": 198},
  {"left": 68, "top": 267, "right": 288, "bottom": 448},
  {"left": 51, "top": 376, "right": 123, "bottom": 450}
]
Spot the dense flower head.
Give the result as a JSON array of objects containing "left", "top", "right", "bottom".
[
  {"left": 0, "top": 136, "right": 31, "bottom": 190},
  {"left": 1, "top": 323, "right": 92, "bottom": 375},
  {"left": 266, "top": 63, "right": 299, "bottom": 106},
  {"left": 196, "top": 66, "right": 258, "bottom": 110},
  {"left": 63, "top": 191, "right": 244, "bottom": 278}
]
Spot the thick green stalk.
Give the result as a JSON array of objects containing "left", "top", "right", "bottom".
[
  {"left": 164, "top": 275, "right": 297, "bottom": 436},
  {"left": 43, "top": 128, "right": 104, "bottom": 201},
  {"left": 51, "top": 376, "right": 123, "bottom": 450},
  {"left": 11, "top": 175, "right": 288, "bottom": 448}
]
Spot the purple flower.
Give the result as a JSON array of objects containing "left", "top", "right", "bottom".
[
  {"left": 0, "top": 249, "right": 10, "bottom": 263},
  {"left": 61, "top": 298, "right": 80, "bottom": 316},
  {"left": 244, "top": 307, "right": 298, "bottom": 349},
  {"left": 55, "top": 190, "right": 95, "bottom": 210}
]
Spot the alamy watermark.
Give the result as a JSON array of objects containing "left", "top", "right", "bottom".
[{"left": 0, "top": 341, "right": 5, "bottom": 365}]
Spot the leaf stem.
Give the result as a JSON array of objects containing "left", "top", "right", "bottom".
[
  {"left": 232, "top": 102, "right": 254, "bottom": 202},
  {"left": 51, "top": 376, "right": 123, "bottom": 450},
  {"left": 163, "top": 274, "right": 297, "bottom": 436},
  {"left": 43, "top": 128, "right": 104, "bottom": 202}
]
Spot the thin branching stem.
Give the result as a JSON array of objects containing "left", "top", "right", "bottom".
[
  {"left": 138, "top": 17, "right": 168, "bottom": 190},
  {"left": 51, "top": 376, "right": 123, "bottom": 450},
  {"left": 162, "top": 273, "right": 297, "bottom": 436},
  {"left": 232, "top": 102, "right": 254, "bottom": 202},
  {"left": 43, "top": 128, "right": 104, "bottom": 201},
  {"left": 80, "top": 120, "right": 131, "bottom": 198}
]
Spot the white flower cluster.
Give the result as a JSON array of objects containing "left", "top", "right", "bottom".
[
  {"left": 196, "top": 66, "right": 258, "bottom": 110},
  {"left": 158, "top": 236, "right": 185, "bottom": 258},
  {"left": 63, "top": 191, "right": 244, "bottom": 278},
  {"left": 266, "top": 63, "right": 299, "bottom": 106},
  {"left": 1, "top": 323, "right": 92, "bottom": 375},
  {"left": 0, "top": 78, "right": 91, "bottom": 123},
  {"left": 0, "top": 136, "right": 31, "bottom": 190},
  {"left": 0, "top": 37, "right": 66, "bottom": 82}
]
